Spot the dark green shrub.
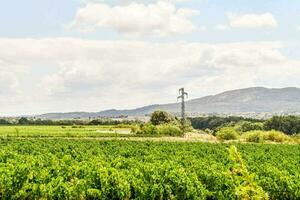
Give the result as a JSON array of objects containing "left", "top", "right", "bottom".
[
  {"left": 150, "top": 111, "right": 175, "bottom": 125},
  {"left": 18, "top": 117, "right": 30, "bottom": 125},
  {"left": 236, "top": 121, "right": 263, "bottom": 132},
  {"left": 190, "top": 116, "right": 263, "bottom": 132},
  {"left": 0, "top": 119, "right": 11, "bottom": 125},
  {"left": 264, "top": 116, "right": 300, "bottom": 135}
]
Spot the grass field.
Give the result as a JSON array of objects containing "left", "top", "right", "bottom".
[{"left": 0, "top": 125, "right": 133, "bottom": 138}]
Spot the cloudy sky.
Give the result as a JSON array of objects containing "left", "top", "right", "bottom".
[{"left": 1, "top": 0, "right": 300, "bottom": 116}]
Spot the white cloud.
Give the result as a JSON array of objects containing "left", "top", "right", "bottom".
[
  {"left": 0, "top": 59, "right": 25, "bottom": 96},
  {"left": 0, "top": 71, "right": 18, "bottom": 95},
  {"left": 171, "top": 0, "right": 189, "bottom": 2},
  {"left": 215, "top": 24, "right": 230, "bottom": 31},
  {"left": 71, "top": 1, "right": 199, "bottom": 37},
  {"left": 227, "top": 12, "right": 278, "bottom": 29},
  {"left": 297, "top": 26, "right": 300, "bottom": 31},
  {"left": 84, "top": 0, "right": 191, "bottom": 4},
  {"left": 0, "top": 38, "right": 300, "bottom": 115}
]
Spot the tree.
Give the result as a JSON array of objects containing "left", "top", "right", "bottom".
[
  {"left": 264, "top": 116, "right": 300, "bottom": 135},
  {"left": 236, "top": 121, "right": 263, "bottom": 132},
  {"left": 18, "top": 117, "right": 30, "bottom": 125},
  {"left": 189, "top": 116, "right": 263, "bottom": 132},
  {"left": 0, "top": 119, "right": 10, "bottom": 125},
  {"left": 150, "top": 111, "right": 174, "bottom": 125}
]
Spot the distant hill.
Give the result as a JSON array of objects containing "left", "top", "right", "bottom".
[{"left": 37, "top": 87, "right": 300, "bottom": 119}]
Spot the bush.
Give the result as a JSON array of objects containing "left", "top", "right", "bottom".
[
  {"left": 72, "top": 125, "right": 84, "bottom": 128},
  {"left": 216, "top": 127, "right": 239, "bottom": 140},
  {"left": 243, "top": 130, "right": 289, "bottom": 143},
  {"left": 243, "top": 131, "right": 264, "bottom": 143},
  {"left": 263, "top": 130, "right": 289, "bottom": 143},
  {"left": 137, "top": 123, "right": 183, "bottom": 137},
  {"left": 292, "top": 134, "right": 300, "bottom": 144},
  {"left": 178, "top": 119, "right": 193, "bottom": 133},
  {"left": 114, "top": 124, "right": 136, "bottom": 129},
  {"left": 157, "top": 124, "right": 183, "bottom": 136},
  {"left": 137, "top": 124, "right": 158, "bottom": 135},
  {"left": 130, "top": 126, "right": 139, "bottom": 134}
]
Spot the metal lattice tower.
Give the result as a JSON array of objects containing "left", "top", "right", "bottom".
[{"left": 177, "top": 88, "right": 188, "bottom": 121}]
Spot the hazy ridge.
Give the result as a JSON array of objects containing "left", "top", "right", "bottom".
[{"left": 37, "top": 87, "right": 300, "bottom": 119}]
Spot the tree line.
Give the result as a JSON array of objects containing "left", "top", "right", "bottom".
[
  {"left": 0, "top": 117, "right": 139, "bottom": 126},
  {"left": 1, "top": 115, "right": 300, "bottom": 135},
  {"left": 190, "top": 115, "right": 300, "bottom": 135}
]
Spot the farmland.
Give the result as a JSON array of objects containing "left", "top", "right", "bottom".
[
  {"left": 0, "top": 122, "right": 299, "bottom": 199},
  {"left": 0, "top": 138, "right": 299, "bottom": 199},
  {"left": 0, "top": 125, "right": 134, "bottom": 138}
]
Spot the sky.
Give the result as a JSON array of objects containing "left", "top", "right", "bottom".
[{"left": 1, "top": 0, "right": 300, "bottom": 116}]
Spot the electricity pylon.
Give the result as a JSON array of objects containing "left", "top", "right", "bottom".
[{"left": 177, "top": 88, "right": 188, "bottom": 121}]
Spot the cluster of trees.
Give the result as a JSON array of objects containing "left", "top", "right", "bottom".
[
  {"left": 0, "top": 117, "right": 139, "bottom": 126},
  {"left": 134, "top": 111, "right": 191, "bottom": 136},
  {"left": 0, "top": 119, "right": 11, "bottom": 125},
  {"left": 264, "top": 116, "right": 300, "bottom": 135},
  {"left": 150, "top": 111, "right": 177, "bottom": 126},
  {"left": 190, "top": 116, "right": 300, "bottom": 136},
  {"left": 190, "top": 116, "right": 263, "bottom": 132}
]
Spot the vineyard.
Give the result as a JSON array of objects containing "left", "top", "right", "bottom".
[{"left": 0, "top": 139, "right": 299, "bottom": 199}]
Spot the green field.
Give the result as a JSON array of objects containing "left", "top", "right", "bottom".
[
  {"left": 0, "top": 125, "right": 133, "bottom": 138},
  {"left": 0, "top": 138, "right": 299, "bottom": 199},
  {"left": 0, "top": 125, "right": 299, "bottom": 199}
]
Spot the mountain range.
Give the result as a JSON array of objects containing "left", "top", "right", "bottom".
[{"left": 37, "top": 87, "right": 300, "bottom": 120}]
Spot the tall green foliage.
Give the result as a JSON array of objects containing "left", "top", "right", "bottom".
[
  {"left": 264, "top": 116, "right": 300, "bottom": 135},
  {"left": 243, "top": 130, "right": 289, "bottom": 143},
  {"left": 190, "top": 116, "right": 263, "bottom": 132},
  {"left": 216, "top": 127, "right": 239, "bottom": 140},
  {"left": 0, "top": 140, "right": 299, "bottom": 199},
  {"left": 150, "top": 111, "right": 175, "bottom": 125},
  {"left": 236, "top": 121, "right": 263, "bottom": 132},
  {"left": 0, "top": 119, "right": 10, "bottom": 125},
  {"left": 0, "top": 139, "right": 300, "bottom": 199},
  {"left": 227, "top": 146, "right": 269, "bottom": 199}
]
